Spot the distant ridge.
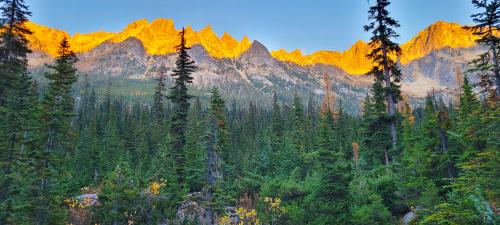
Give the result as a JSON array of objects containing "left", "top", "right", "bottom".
[
  {"left": 272, "top": 21, "right": 484, "bottom": 74},
  {"left": 26, "top": 19, "right": 485, "bottom": 75}
]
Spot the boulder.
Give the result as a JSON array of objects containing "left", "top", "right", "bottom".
[{"left": 402, "top": 211, "right": 417, "bottom": 225}]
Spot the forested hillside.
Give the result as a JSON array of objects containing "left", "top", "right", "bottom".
[{"left": 0, "top": 0, "right": 498, "bottom": 224}]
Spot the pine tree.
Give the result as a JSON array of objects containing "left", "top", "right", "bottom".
[
  {"left": 468, "top": 0, "right": 500, "bottom": 97},
  {"left": 167, "top": 28, "right": 196, "bottom": 184},
  {"left": 364, "top": 0, "right": 403, "bottom": 162}
]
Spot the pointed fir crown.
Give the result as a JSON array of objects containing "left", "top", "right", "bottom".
[{"left": 24, "top": 19, "right": 495, "bottom": 75}]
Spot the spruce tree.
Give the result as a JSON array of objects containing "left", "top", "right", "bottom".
[
  {"left": 167, "top": 28, "right": 195, "bottom": 184},
  {"left": 364, "top": 0, "right": 403, "bottom": 163}
]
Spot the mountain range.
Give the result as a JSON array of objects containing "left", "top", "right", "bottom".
[{"left": 25, "top": 19, "right": 488, "bottom": 112}]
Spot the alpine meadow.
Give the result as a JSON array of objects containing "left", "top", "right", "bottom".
[{"left": 0, "top": 0, "right": 499, "bottom": 224}]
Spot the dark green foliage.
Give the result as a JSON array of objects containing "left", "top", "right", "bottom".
[
  {"left": 468, "top": 0, "right": 500, "bottom": 97},
  {"left": 0, "top": 0, "right": 32, "bottom": 103},
  {"left": 270, "top": 92, "right": 285, "bottom": 176},
  {"left": 364, "top": 0, "right": 403, "bottom": 156},
  {"left": 167, "top": 28, "right": 196, "bottom": 184},
  {"left": 184, "top": 98, "right": 206, "bottom": 192},
  {"left": 349, "top": 175, "right": 393, "bottom": 225},
  {"left": 311, "top": 111, "right": 352, "bottom": 224},
  {"left": 0, "top": 1, "right": 33, "bottom": 222},
  {"left": 35, "top": 37, "right": 78, "bottom": 224},
  {"left": 361, "top": 88, "right": 391, "bottom": 170},
  {"left": 206, "top": 88, "right": 229, "bottom": 224},
  {"left": 153, "top": 64, "right": 168, "bottom": 122}
]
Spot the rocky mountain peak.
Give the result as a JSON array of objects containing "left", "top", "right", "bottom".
[
  {"left": 240, "top": 40, "right": 271, "bottom": 59},
  {"left": 25, "top": 19, "right": 485, "bottom": 77},
  {"left": 400, "top": 20, "right": 481, "bottom": 64}
]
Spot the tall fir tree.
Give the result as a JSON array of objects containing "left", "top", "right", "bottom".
[
  {"left": 364, "top": 0, "right": 403, "bottom": 164},
  {"left": 167, "top": 28, "right": 196, "bottom": 184},
  {"left": 0, "top": 0, "right": 34, "bottom": 223},
  {"left": 37, "top": 37, "right": 78, "bottom": 224}
]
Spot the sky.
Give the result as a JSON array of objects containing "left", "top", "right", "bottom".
[{"left": 25, "top": 0, "right": 479, "bottom": 54}]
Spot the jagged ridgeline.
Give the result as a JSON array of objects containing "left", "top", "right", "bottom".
[{"left": 26, "top": 19, "right": 492, "bottom": 113}]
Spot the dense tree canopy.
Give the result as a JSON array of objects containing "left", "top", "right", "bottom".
[{"left": 0, "top": 0, "right": 498, "bottom": 224}]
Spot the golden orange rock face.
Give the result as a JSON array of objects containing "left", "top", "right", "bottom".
[
  {"left": 271, "top": 21, "right": 487, "bottom": 75},
  {"left": 399, "top": 21, "right": 480, "bottom": 64},
  {"left": 272, "top": 40, "right": 374, "bottom": 75},
  {"left": 25, "top": 18, "right": 251, "bottom": 58},
  {"left": 25, "top": 19, "right": 487, "bottom": 74}
]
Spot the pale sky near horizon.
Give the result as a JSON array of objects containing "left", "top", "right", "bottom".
[{"left": 25, "top": 0, "right": 479, "bottom": 54}]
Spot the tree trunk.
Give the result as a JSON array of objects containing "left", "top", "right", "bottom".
[
  {"left": 438, "top": 128, "right": 455, "bottom": 178},
  {"left": 381, "top": 43, "right": 398, "bottom": 166},
  {"left": 206, "top": 114, "right": 221, "bottom": 225}
]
